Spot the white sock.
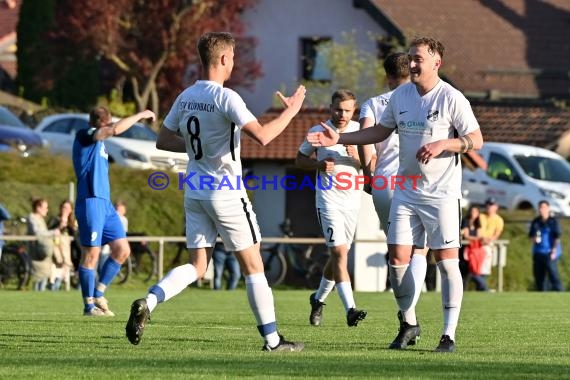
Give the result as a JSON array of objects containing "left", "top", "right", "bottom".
[
  {"left": 146, "top": 293, "right": 158, "bottom": 313},
  {"left": 335, "top": 281, "right": 355, "bottom": 312},
  {"left": 153, "top": 263, "right": 197, "bottom": 304},
  {"left": 315, "top": 276, "right": 335, "bottom": 302},
  {"left": 245, "top": 273, "right": 279, "bottom": 347},
  {"left": 389, "top": 264, "right": 415, "bottom": 317},
  {"left": 402, "top": 254, "right": 427, "bottom": 325},
  {"left": 438, "top": 259, "right": 463, "bottom": 341}
]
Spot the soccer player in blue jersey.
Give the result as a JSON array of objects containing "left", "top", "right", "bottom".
[
  {"left": 73, "top": 107, "right": 155, "bottom": 316},
  {"left": 125, "top": 32, "right": 306, "bottom": 351}
]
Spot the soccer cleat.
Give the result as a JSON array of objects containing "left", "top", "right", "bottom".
[
  {"left": 397, "top": 310, "right": 417, "bottom": 346},
  {"left": 94, "top": 296, "right": 116, "bottom": 317},
  {"left": 125, "top": 298, "right": 151, "bottom": 345},
  {"left": 346, "top": 308, "right": 367, "bottom": 327},
  {"left": 262, "top": 335, "right": 304, "bottom": 352},
  {"left": 389, "top": 311, "right": 421, "bottom": 349},
  {"left": 434, "top": 335, "right": 455, "bottom": 352},
  {"left": 83, "top": 306, "right": 107, "bottom": 317},
  {"left": 309, "top": 292, "right": 326, "bottom": 326}
]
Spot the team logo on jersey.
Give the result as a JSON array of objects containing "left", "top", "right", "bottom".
[
  {"left": 427, "top": 110, "right": 439, "bottom": 121},
  {"left": 91, "top": 231, "right": 98, "bottom": 242}
]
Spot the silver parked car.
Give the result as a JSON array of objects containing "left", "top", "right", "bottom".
[{"left": 34, "top": 113, "right": 188, "bottom": 172}]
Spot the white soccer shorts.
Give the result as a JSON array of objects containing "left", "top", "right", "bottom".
[
  {"left": 317, "top": 208, "right": 359, "bottom": 249},
  {"left": 184, "top": 197, "right": 261, "bottom": 252},
  {"left": 387, "top": 198, "right": 461, "bottom": 249}
]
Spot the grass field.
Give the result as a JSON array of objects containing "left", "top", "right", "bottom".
[{"left": 1, "top": 289, "right": 568, "bottom": 379}]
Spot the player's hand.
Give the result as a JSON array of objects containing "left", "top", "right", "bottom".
[
  {"left": 416, "top": 141, "right": 445, "bottom": 164},
  {"left": 139, "top": 109, "right": 157, "bottom": 122},
  {"left": 319, "top": 157, "right": 335, "bottom": 174},
  {"left": 307, "top": 122, "right": 339, "bottom": 147},
  {"left": 276, "top": 85, "right": 306, "bottom": 114},
  {"left": 345, "top": 144, "right": 358, "bottom": 159}
]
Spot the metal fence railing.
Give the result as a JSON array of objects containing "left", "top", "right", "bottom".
[{"left": 1, "top": 235, "right": 510, "bottom": 291}]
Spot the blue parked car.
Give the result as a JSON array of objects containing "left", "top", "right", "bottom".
[{"left": 0, "top": 106, "right": 44, "bottom": 156}]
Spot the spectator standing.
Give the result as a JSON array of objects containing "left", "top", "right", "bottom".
[
  {"left": 27, "top": 199, "right": 60, "bottom": 291},
  {"left": 48, "top": 200, "right": 77, "bottom": 291},
  {"left": 479, "top": 198, "right": 504, "bottom": 288},
  {"left": 461, "top": 205, "right": 487, "bottom": 291},
  {"left": 529, "top": 200, "right": 563, "bottom": 291},
  {"left": 115, "top": 201, "right": 129, "bottom": 232},
  {"left": 0, "top": 202, "right": 10, "bottom": 261},
  {"left": 212, "top": 242, "right": 241, "bottom": 290}
]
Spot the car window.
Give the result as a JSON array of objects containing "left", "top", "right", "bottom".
[
  {"left": 43, "top": 119, "right": 73, "bottom": 134},
  {"left": 515, "top": 155, "right": 570, "bottom": 183},
  {"left": 70, "top": 119, "right": 90, "bottom": 134},
  {"left": 486, "top": 152, "right": 523, "bottom": 184},
  {"left": 116, "top": 124, "right": 157, "bottom": 141},
  {"left": 0, "top": 107, "right": 28, "bottom": 128}
]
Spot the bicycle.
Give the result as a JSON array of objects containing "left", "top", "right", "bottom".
[
  {"left": 0, "top": 216, "right": 31, "bottom": 290},
  {"left": 0, "top": 244, "right": 31, "bottom": 290},
  {"left": 261, "top": 219, "right": 328, "bottom": 288},
  {"left": 116, "top": 233, "right": 158, "bottom": 284}
]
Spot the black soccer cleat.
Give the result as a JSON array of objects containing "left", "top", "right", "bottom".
[
  {"left": 397, "top": 310, "right": 417, "bottom": 346},
  {"left": 346, "top": 307, "right": 367, "bottom": 327},
  {"left": 262, "top": 335, "right": 304, "bottom": 352},
  {"left": 434, "top": 335, "right": 456, "bottom": 352},
  {"left": 309, "top": 292, "right": 326, "bottom": 326},
  {"left": 389, "top": 311, "right": 421, "bottom": 349},
  {"left": 125, "top": 298, "right": 151, "bottom": 345}
]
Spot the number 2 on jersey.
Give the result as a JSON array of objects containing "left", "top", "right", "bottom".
[{"left": 186, "top": 116, "right": 203, "bottom": 160}]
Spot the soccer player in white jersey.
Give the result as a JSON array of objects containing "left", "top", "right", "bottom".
[
  {"left": 307, "top": 37, "right": 483, "bottom": 352},
  {"left": 125, "top": 32, "right": 306, "bottom": 352},
  {"left": 359, "top": 52, "right": 428, "bottom": 349},
  {"left": 296, "top": 89, "right": 367, "bottom": 328}
]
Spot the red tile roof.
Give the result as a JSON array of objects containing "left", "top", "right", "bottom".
[
  {"left": 361, "top": 0, "right": 570, "bottom": 100},
  {"left": 472, "top": 103, "right": 570, "bottom": 150},
  {"left": 242, "top": 108, "right": 330, "bottom": 160},
  {"left": 241, "top": 105, "right": 570, "bottom": 160}
]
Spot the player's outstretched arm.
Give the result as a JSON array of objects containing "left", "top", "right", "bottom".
[
  {"left": 308, "top": 122, "right": 393, "bottom": 148},
  {"left": 113, "top": 110, "right": 156, "bottom": 136},
  {"left": 242, "top": 85, "right": 306, "bottom": 146}
]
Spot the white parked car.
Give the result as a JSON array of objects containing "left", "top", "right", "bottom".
[
  {"left": 462, "top": 142, "right": 570, "bottom": 216},
  {"left": 34, "top": 113, "right": 188, "bottom": 172}
]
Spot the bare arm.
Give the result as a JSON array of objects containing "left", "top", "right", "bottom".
[
  {"left": 94, "top": 110, "right": 156, "bottom": 141},
  {"left": 156, "top": 126, "right": 186, "bottom": 153},
  {"left": 307, "top": 122, "right": 394, "bottom": 147},
  {"left": 295, "top": 152, "right": 334, "bottom": 173},
  {"left": 242, "top": 85, "right": 306, "bottom": 146}
]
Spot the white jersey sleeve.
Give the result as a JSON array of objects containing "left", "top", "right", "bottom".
[{"left": 360, "top": 91, "right": 399, "bottom": 177}]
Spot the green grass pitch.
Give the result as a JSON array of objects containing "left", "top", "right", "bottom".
[{"left": 0, "top": 289, "right": 568, "bottom": 379}]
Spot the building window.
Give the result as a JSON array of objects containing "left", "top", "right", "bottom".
[{"left": 300, "top": 37, "right": 331, "bottom": 81}]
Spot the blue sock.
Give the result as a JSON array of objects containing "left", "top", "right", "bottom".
[
  {"left": 94, "top": 257, "right": 121, "bottom": 297},
  {"left": 149, "top": 285, "right": 166, "bottom": 303},
  {"left": 78, "top": 266, "right": 95, "bottom": 310}
]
